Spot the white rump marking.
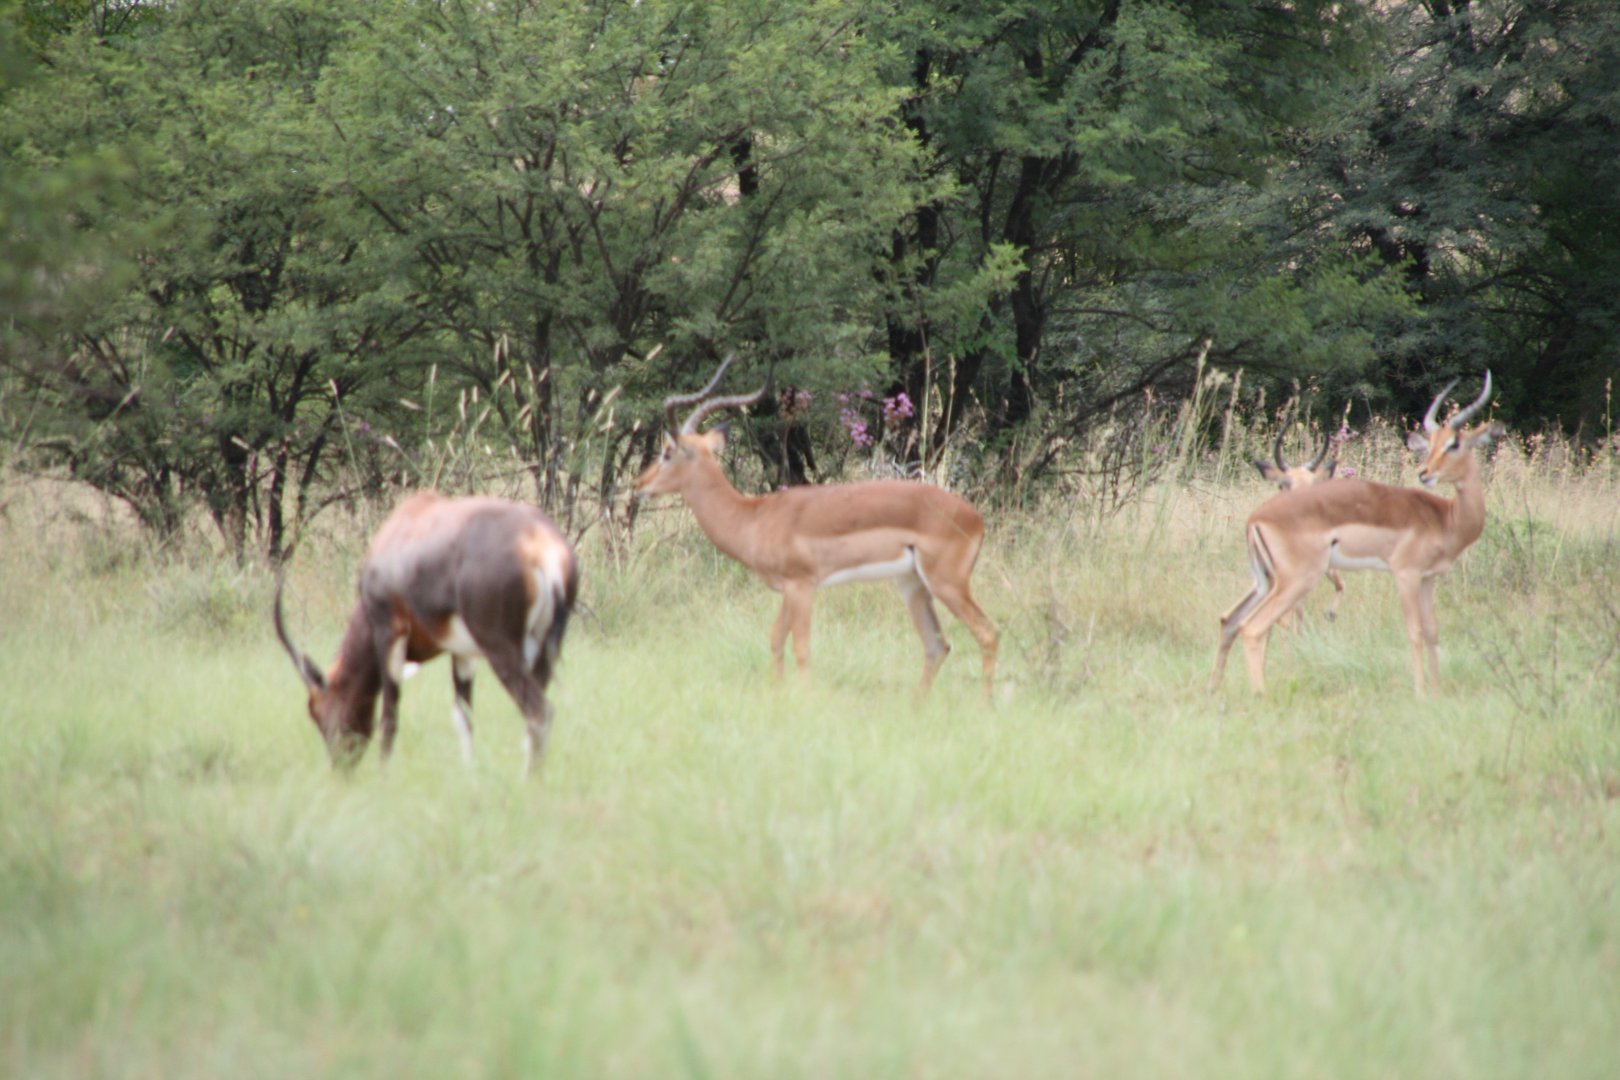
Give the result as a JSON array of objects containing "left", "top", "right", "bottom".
[
  {"left": 523, "top": 549, "right": 564, "bottom": 668},
  {"left": 819, "top": 549, "right": 917, "bottom": 590}
]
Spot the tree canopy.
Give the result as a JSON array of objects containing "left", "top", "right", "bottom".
[{"left": 3, "top": 0, "right": 1615, "bottom": 556}]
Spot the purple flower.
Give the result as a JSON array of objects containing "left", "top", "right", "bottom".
[
  {"left": 882, "top": 392, "right": 914, "bottom": 429},
  {"left": 839, "top": 405, "right": 873, "bottom": 447},
  {"left": 1341, "top": 465, "right": 1358, "bottom": 478}
]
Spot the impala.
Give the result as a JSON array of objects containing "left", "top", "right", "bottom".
[
  {"left": 273, "top": 492, "right": 579, "bottom": 774},
  {"left": 633, "top": 356, "right": 998, "bottom": 699},
  {"left": 1212, "top": 372, "right": 1502, "bottom": 695},
  {"left": 1253, "top": 427, "right": 1346, "bottom": 620}
]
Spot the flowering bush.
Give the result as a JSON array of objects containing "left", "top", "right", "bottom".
[
  {"left": 836, "top": 390, "right": 876, "bottom": 448},
  {"left": 882, "top": 392, "right": 913, "bottom": 432},
  {"left": 780, "top": 387, "right": 815, "bottom": 423},
  {"left": 832, "top": 388, "right": 922, "bottom": 470}
]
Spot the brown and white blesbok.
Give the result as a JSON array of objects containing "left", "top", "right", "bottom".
[
  {"left": 1212, "top": 372, "right": 1503, "bottom": 695},
  {"left": 273, "top": 492, "right": 579, "bottom": 774},
  {"left": 633, "top": 356, "right": 999, "bottom": 699},
  {"left": 1253, "top": 427, "right": 1346, "bottom": 620}
]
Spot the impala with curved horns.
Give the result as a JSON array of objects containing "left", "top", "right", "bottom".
[
  {"left": 274, "top": 492, "right": 579, "bottom": 775},
  {"left": 634, "top": 355, "right": 999, "bottom": 699},
  {"left": 1252, "top": 426, "right": 1337, "bottom": 490},
  {"left": 1212, "top": 372, "right": 1502, "bottom": 695},
  {"left": 1253, "top": 426, "right": 1346, "bottom": 620}
]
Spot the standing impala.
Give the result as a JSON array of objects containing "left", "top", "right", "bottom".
[
  {"left": 274, "top": 492, "right": 579, "bottom": 775},
  {"left": 634, "top": 356, "right": 998, "bottom": 699},
  {"left": 1212, "top": 373, "right": 1502, "bottom": 695},
  {"left": 1253, "top": 428, "right": 1346, "bottom": 620}
]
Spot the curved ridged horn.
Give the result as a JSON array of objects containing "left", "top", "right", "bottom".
[
  {"left": 1421, "top": 377, "right": 1460, "bottom": 433},
  {"left": 1308, "top": 431, "right": 1332, "bottom": 471},
  {"left": 1449, "top": 370, "right": 1492, "bottom": 429},
  {"left": 681, "top": 386, "right": 767, "bottom": 435},
  {"left": 1272, "top": 429, "right": 1289, "bottom": 470},
  {"left": 273, "top": 579, "right": 325, "bottom": 691},
  {"left": 661, "top": 353, "right": 736, "bottom": 435}
]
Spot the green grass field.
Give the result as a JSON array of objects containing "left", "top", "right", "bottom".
[{"left": 2, "top": 440, "right": 1617, "bottom": 1079}]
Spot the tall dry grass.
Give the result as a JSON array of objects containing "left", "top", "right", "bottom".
[{"left": 1, "top": 403, "right": 1616, "bottom": 1079}]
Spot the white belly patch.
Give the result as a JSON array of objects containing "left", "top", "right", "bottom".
[
  {"left": 1329, "top": 550, "right": 1390, "bottom": 572},
  {"left": 439, "top": 615, "right": 483, "bottom": 658},
  {"left": 818, "top": 550, "right": 917, "bottom": 589}
]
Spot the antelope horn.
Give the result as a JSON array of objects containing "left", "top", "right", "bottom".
[
  {"left": 1272, "top": 429, "right": 1288, "bottom": 470},
  {"left": 681, "top": 386, "right": 767, "bottom": 435},
  {"left": 1449, "top": 370, "right": 1492, "bottom": 429},
  {"left": 1308, "top": 431, "right": 1332, "bottom": 471},
  {"left": 661, "top": 352, "right": 737, "bottom": 435},
  {"left": 273, "top": 579, "right": 325, "bottom": 691},
  {"left": 1421, "top": 377, "right": 1460, "bottom": 433}
]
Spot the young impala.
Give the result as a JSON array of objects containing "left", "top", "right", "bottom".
[
  {"left": 273, "top": 492, "right": 579, "bottom": 775},
  {"left": 1253, "top": 427, "right": 1345, "bottom": 620},
  {"left": 1212, "top": 373, "right": 1502, "bottom": 695},
  {"left": 633, "top": 355, "right": 999, "bottom": 699}
]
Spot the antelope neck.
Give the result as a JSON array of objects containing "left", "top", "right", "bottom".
[
  {"left": 327, "top": 606, "right": 383, "bottom": 706},
  {"left": 1443, "top": 461, "right": 1488, "bottom": 556},
  {"left": 677, "top": 457, "right": 765, "bottom": 565}
]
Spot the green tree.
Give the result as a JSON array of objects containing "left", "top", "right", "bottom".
[
  {"left": 1332, "top": 0, "right": 1620, "bottom": 428},
  {"left": 2, "top": 1, "right": 429, "bottom": 558},
  {"left": 876, "top": 0, "right": 1413, "bottom": 459},
  {"left": 316, "top": 0, "right": 930, "bottom": 516}
]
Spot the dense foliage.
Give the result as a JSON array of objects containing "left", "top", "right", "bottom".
[{"left": 3, "top": 0, "right": 1617, "bottom": 557}]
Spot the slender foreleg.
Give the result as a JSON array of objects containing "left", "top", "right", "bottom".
[{"left": 450, "top": 656, "right": 476, "bottom": 765}]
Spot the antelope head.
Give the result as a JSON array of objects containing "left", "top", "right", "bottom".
[
  {"left": 273, "top": 581, "right": 373, "bottom": 766},
  {"left": 1252, "top": 428, "right": 1335, "bottom": 490},
  {"left": 634, "top": 353, "right": 765, "bottom": 498},
  {"left": 1405, "top": 371, "right": 1505, "bottom": 488}
]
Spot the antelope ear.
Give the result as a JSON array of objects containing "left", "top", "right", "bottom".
[
  {"left": 704, "top": 423, "right": 730, "bottom": 454},
  {"left": 1321, "top": 459, "right": 1338, "bottom": 479},
  {"left": 1252, "top": 458, "right": 1283, "bottom": 482},
  {"left": 1406, "top": 429, "right": 1431, "bottom": 454},
  {"left": 1466, "top": 421, "right": 1505, "bottom": 448}
]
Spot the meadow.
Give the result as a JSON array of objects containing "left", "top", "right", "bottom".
[{"left": 2, "top": 423, "right": 1617, "bottom": 1079}]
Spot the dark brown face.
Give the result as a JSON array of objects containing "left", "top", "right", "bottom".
[{"left": 308, "top": 688, "right": 373, "bottom": 768}]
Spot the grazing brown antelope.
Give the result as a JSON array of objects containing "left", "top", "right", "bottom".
[
  {"left": 273, "top": 492, "right": 579, "bottom": 774},
  {"left": 1253, "top": 427, "right": 1346, "bottom": 620},
  {"left": 1212, "top": 372, "right": 1503, "bottom": 695},
  {"left": 633, "top": 355, "right": 998, "bottom": 699}
]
